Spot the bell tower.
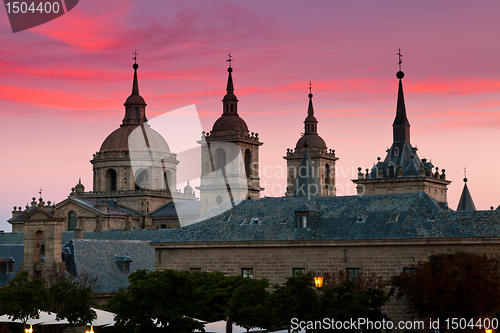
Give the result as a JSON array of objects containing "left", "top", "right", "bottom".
[{"left": 199, "top": 54, "right": 263, "bottom": 215}]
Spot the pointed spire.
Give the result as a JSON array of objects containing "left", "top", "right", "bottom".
[
  {"left": 457, "top": 177, "right": 476, "bottom": 211},
  {"left": 393, "top": 49, "right": 410, "bottom": 143},
  {"left": 123, "top": 53, "right": 147, "bottom": 124},
  {"left": 222, "top": 53, "right": 238, "bottom": 115},
  {"left": 304, "top": 81, "right": 318, "bottom": 135},
  {"left": 293, "top": 149, "right": 320, "bottom": 198}
]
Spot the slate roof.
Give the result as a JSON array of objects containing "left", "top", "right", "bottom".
[
  {"left": 0, "top": 244, "right": 24, "bottom": 286},
  {"left": 66, "top": 239, "right": 154, "bottom": 293},
  {"left": 62, "top": 229, "right": 174, "bottom": 244},
  {"left": 150, "top": 201, "right": 200, "bottom": 217},
  {"left": 154, "top": 193, "right": 500, "bottom": 244}
]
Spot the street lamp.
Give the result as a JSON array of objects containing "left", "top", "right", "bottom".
[
  {"left": 85, "top": 325, "right": 94, "bottom": 333},
  {"left": 485, "top": 330, "right": 492, "bottom": 333},
  {"left": 24, "top": 325, "right": 33, "bottom": 333},
  {"left": 314, "top": 274, "right": 323, "bottom": 289}
]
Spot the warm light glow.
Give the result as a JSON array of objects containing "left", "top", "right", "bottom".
[
  {"left": 85, "top": 325, "right": 94, "bottom": 333},
  {"left": 485, "top": 330, "right": 492, "bottom": 333},
  {"left": 314, "top": 275, "right": 324, "bottom": 288},
  {"left": 25, "top": 325, "right": 33, "bottom": 333}
]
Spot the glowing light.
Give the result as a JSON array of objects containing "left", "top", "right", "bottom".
[
  {"left": 314, "top": 275, "right": 323, "bottom": 288},
  {"left": 85, "top": 325, "right": 94, "bottom": 333}
]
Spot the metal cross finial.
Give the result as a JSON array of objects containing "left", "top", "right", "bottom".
[
  {"left": 133, "top": 50, "right": 138, "bottom": 64},
  {"left": 464, "top": 166, "right": 467, "bottom": 178},
  {"left": 397, "top": 48, "right": 402, "bottom": 71},
  {"left": 39, "top": 188, "right": 42, "bottom": 199},
  {"left": 309, "top": 81, "right": 312, "bottom": 94},
  {"left": 227, "top": 52, "right": 233, "bottom": 68}
]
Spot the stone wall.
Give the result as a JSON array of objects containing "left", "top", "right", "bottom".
[{"left": 153, "top": 237, "right": 500, "bottom": 326}]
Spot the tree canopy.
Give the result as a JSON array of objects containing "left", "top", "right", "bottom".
[{"left": 390, "top": 251, "right": 500, "bottom": 320}]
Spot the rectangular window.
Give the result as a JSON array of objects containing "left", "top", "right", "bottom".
[
  {"left": 123, "top": 262, "right": 130, "bottom": 274},
  {"left": 242, "top": 268, "right": 254, "bottom": 278},
  {"left": 292, "top": 268, "right": 306, "bottom": 276},
  {"left": 403, "top": 267, "right": 415, "bottom": 274},
  {"left": 388, "top": 213, "right": 399, "bottom": 223},
  {"left": 6, "top": 262, "right": 14, "bottom": 273},
  {"left": 296, "top": 215, "right": 308, "bottom": 228},
  {"left": 347, "top": 268, "right": 360, "bottom": 281}
]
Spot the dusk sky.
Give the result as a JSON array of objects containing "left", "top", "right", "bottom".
[{"left": 1, "top": 0, "right": 500, "bottom": 232}]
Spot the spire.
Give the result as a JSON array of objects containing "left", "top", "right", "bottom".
[
  {"left": 293, "top": 148, "right": 320, "bottom": 198},
  {"left": 304, "top": 81, "right": 318, "bottom": 135},
  {"left": 457, "top": 177, "right": 476, "bottom": 211},
  {"left": 222, "top": 53, "right": 238, "bottom": 115},
  {"left": 123, "top": 53, "right": 147, "bottom": 125},
  {"left": 393, "top": 49, "right": 410, "bottom": 143}
]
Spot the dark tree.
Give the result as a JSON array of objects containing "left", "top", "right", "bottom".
[
  {"left": 269, "top": 271, "right": 319, "bottom": 332},
  {"left": 226, "top": 277, "right": 271, "bottom": 332},
  {"left": 48, "top": 277, "right": 97, "bottom": 333},
  {"left": 390, "top": 251, "right": 500, "bottom": 320},
  {"left": 190, "top": 270, "right": 243, "bottom": 322},
  {"left": 317, "top": 280, "right": 389, "bottom": 333},
  {"left": 0, "top": 271, "right": 48, "bottom": 327},
  {"left": 107, "top": 269, "right": 204, "bottom": 333}
]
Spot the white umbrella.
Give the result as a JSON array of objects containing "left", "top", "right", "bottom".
[
  {"left": 0, "top": 312, "right": 60, "bottom": 325},
  {"left": 202, "top": 320, "right": 265, "bottom": 333},
  {"left": 91, "top": 308, "right": 116, "bottom": 326}
]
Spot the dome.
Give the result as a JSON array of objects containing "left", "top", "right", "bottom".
[
  {"left": 212, "top": 115, "right": 249, "bottom": 133},
  {"left": 99, "top": 125, "right": 170, "bottom": 154},
  {"left": 124, "top": 94, "right": 146, "bottom": 106},
  {"left": 295, "top": 134, "right": 326, "bottom": 149}
]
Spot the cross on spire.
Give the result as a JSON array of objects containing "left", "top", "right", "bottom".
[
  {"left": 309, "top": 81, "right": 312, "bottom": 94},
  {"left": 133, "top": 50, "right": 138, "bottom": 64},
  {"left": 227, "top": 52, "right": 233, "bottom": 68},
  {"left": 397, "top": 48, "right": 402, "bottom": 71},
  {"left": 39, "top": 188, "right": 42, "bottom": 199},
  {"left": 464, "top": 166, "right": 467, "bottom": 179}
]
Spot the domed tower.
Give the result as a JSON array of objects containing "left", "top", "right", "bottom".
[
  {"left": 199, "top": 54, "right": 263, "bottom": 215},
  {"left": 89, "top": 60, "right": 179, "bottom": 214},
  {"left": 284, "top": 84, "right": 338, "bottom": 196},
  {"left": 352, "top": 50, "right": 451, "bottom": 204}
]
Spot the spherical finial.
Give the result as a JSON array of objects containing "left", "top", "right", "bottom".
[
  {"left": 133, "top": 63, "right": 138, "bottom": 70},
  {"left": 396, "top": 71, "right": 404, "bottom": 79},
  {"left": 228, "top": 67, "right": 233, "bottom": 73},
  {"left": 308, "top": 93, "right": 313, "bottom": 98},
  {"left": 463, "top": 178, "right": 468, "bottom": 183},
  {"left": 303, "top": 141, "right": 309, "bottom": 148}
]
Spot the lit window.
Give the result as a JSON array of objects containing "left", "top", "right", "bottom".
[
  {"left": 242, "top": 268, "right": 254, "bottom": 278},
  {"left": 292, "top": 268, "right": 305, "bottom": 276},
  {"left": 347, "top": 268, "right": 360, "bottom": 281}
]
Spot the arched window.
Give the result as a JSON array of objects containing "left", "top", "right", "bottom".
[
  {"left": 135, "top": 169, "right": 150, "bottom": 190},
  {"left": 105, "top": 169, "right": 117, "bottom": 191},
  {"left": 164, "top": 170, "right": 172, "bottom": 193},
  {"left": 34, "top": 230, "right": 43, "bottom": 263},
  {"left": 68, "top": 211, "right": 77, "bottom": 231},
  {"left": 215, "top": 148, "right": 226, "bottom": 171},
  {"left": 245, "top": 149, "right": 252, "bottom": 178},
  {"left": 325, "top": 164, "right": 331, "bottom": 186}
]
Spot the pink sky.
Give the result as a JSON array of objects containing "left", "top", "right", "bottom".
[{"left": 1, "top": 0, "right": 500, "bottom": 231}]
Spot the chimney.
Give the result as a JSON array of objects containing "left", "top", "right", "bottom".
[{"left": 74, "top": 227, "right": 84, "bottom": 240}]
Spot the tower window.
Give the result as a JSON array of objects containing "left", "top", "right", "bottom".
[
  {"left": 135, "top": 168, "right": 150, "bottom": 190},
  {"left": 325, "top": 164, "right": 331, "bottom": 185},
  {"left": 105, "top": 169, "right": 117, "bottom": 191},
  {"left": 216, "top": 196, "right": 223, "bottom": 205},
  {"left": 68, "top": 211, "right": 77, "bottom": 231},
  {"left": 215, "top": 148, "right": 226, "bottom": 171},
  {"left": 245, "top": 149, "right": 252, "bottom": 178}
]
